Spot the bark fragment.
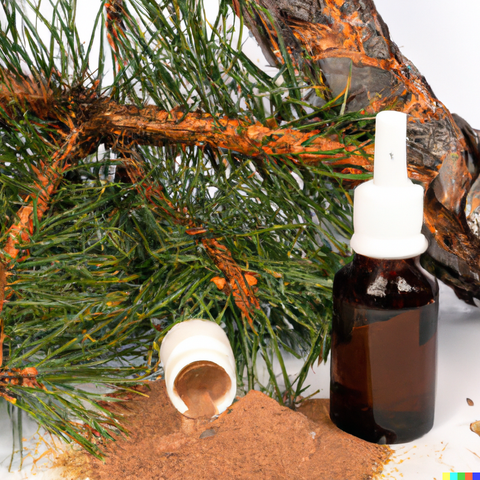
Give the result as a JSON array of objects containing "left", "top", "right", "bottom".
[{"left": 240, "top": 0, "right": 480, "bottom": 303}]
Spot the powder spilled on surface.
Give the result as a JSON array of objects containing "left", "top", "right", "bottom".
[
  {"left": 59, "top": 380, "right": 391, "bottom": 480},
  {"left": 174, "top": 361, "right": 231, "bottom": 418}
]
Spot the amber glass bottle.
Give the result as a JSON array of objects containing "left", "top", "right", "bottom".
[
  {"left": 329, "top": 110, "right": 439, "bottom": 444},
  {"left": 330, "top": 254, "right": 438, "bottom": 443}
]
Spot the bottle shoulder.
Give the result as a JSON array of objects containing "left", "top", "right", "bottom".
[{"left": 333, "top": 254, "right": 438, "bottom": 310}]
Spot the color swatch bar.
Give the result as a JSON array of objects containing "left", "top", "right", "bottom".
[{"left": 442, "top": 474, "right": 480, "bottom": 480}]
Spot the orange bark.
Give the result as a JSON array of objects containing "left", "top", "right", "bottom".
[
  {"left": 287, "top": 16, "right": 437, "bottom": 119},
  {"left": 202, "top": 237, "right": 260, "bottom": 326},
  {"left": 0, "top": 367, "right": 45, "bottom": 404},
  {"left": 92, "top": 106, "right": 372, "bottom": 166}
]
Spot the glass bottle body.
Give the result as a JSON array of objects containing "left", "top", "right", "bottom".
[{"left": 330, "top": 254, "right": 439, "bottom": 444}]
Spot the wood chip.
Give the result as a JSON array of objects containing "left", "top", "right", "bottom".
[{"left": 470, "top": 421, "right": 480, "bottom": 436}]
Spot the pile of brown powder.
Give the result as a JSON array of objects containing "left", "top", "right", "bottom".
[{"left": 59, "top": 380, "right": 391, "bottom": 480}]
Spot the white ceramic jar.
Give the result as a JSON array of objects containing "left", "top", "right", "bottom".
[{"left": 160, "top": 319, "right": 237, "bottom": 418}]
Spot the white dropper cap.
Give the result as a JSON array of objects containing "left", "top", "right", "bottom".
[
  {"left": 160, "top": 319, "right": 237, "bottom": 417},
  {"left": 350, "top": 111, "right": 428, "bottom": 259}
]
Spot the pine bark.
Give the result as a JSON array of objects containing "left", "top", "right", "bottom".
[{"left": 239, "top": 0, "right": 480, "bottom": 303}]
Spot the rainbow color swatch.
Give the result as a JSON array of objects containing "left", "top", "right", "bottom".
[{"left": 443, "top": 474, "right": 480, "bottom": 480}]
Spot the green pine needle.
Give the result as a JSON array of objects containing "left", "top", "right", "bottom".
[{"left": 0, "top": 0, "right": 374, "bottom": 463}]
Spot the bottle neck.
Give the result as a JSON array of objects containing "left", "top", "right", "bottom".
[{"left": 352, "top": 253, "right": 421, "bottom": 269}]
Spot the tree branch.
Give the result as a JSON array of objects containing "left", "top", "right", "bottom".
[
  {"left": 3, "top": 129, "right": 85, "bottom": 261},
  {"left": 120, "top": 149, "right": 262, "bottom": 325},
  {"left": 90, "top": 104, "right": 373, "bottom": 165}
]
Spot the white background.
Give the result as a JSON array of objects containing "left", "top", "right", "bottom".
[
  {"left": 375, "top": 0, "right": 480, "bottom": 129},
  {"left": 1, "top": 1, "right": 480, "bottom": 478}
]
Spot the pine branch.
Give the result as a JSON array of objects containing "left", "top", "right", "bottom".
[
  {"left": 0, "top": 76, "right": 372, "bottom": 167},
  {"left": 4, "top": 154, "right": 65, "bottom": 261},
  {"left": 91, "top": 104, "right": 373, "bottom": 163},
  {"left": 121, "top": 149, "right": 262, "bottom": 323}
]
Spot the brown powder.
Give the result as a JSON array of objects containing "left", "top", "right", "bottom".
[
  {"left": 174, "top": 361, "right": 231, "bottom": 418},
  {"left": 59, "top": 380, "right": 391, "bottom": 480}
]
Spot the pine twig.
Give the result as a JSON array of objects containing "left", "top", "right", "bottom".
[
  {"left": 122, "top": 151, "right": 262, "bottom": 324},
  {"left": 92, "top": 105, "right": 373, "bottom": 166},
  {"left": 3, "top": 129, "right": 84, "bottom": 261}
]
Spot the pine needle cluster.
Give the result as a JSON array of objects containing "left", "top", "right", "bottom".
[{"left": 0, "top": 0, "right": 373, "bottom": 462}]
